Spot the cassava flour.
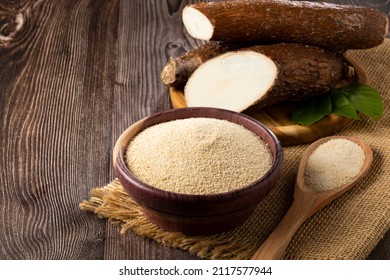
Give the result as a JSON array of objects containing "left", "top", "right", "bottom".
[
  {"left": 125, "top": 117, "right": 273, "bottom": 195},
  {"left": 305, "top": 138, "right": 365, "bottom": 192}
]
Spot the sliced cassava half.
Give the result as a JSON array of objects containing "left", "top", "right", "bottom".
[
  {"left": 184, "top": 44, "right": 343, "bottom": 112},
  {"left": 161, "top": 41, "right": 250, "bottom": 89},
  {"left": 182, "top": 0, "right": 389, "bottom": 51}
]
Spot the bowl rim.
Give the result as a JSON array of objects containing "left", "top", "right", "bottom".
[{"left": 113, "top": 107, "right": 284, "bottom": 215}]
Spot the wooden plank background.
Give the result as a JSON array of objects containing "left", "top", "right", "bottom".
[{"left": 0, "top": 0, "right": 389, "bottom": 259}]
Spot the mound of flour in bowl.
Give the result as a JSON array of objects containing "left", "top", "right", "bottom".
[{"left": 125, "top": 117, "right": 273, "bottom": 195}]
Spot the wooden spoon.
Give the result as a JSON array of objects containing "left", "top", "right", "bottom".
[{"left": 251, "top": 136, "right": 373, "bottom": 260}]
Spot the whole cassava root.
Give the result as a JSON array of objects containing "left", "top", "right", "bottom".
[
  {"left": 182, "top": 0, "right": 389, "bottom": 51},
  {"left": 160, "top": 41, "right": 250, "bottom": 89},
  {"left": 184, "top": 43, "right": 343, "bottom": 112}
]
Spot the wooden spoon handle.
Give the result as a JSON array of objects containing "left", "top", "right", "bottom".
[{"left": 251, "top": 201, "right": 310, "bottom": 260}]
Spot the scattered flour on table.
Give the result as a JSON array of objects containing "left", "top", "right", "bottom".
[
  {"left": 125, "top": 117, "right": 273, "bottom": 195},
  {"left": 305, "top": 138, "right": 365, "bottom": 192}
]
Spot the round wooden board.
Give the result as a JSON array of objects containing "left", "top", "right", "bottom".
[{"left": 169, "top": 54, "right": 368, "bottom": 146}]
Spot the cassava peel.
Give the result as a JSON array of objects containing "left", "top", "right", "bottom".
[
  {"left": 184, "top": 43, "right": 343, "bottom": 112},
  {"left": 183, "top": 0, "right": 389, "bottom": 51}
]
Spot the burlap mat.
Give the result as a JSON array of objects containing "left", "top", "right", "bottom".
[{"left": 80, "top": 39, "right": 390, "bottom": 260}]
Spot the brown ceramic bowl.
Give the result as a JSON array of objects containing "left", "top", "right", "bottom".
[{"left": 113, "top": 107, "right": 284, "bottom": 235}]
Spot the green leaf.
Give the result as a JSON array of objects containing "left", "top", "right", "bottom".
[
  {"left": 330, "top": 90, "right": 359, "bottom": 119},
  {"left": 291, "top": 83, "right": 384, "bottom": 127},
  {"left": 291, "top": 94, "right": 332, "bottom": 126},
  {"left": 340, "top": 83, "right": 384, "bottom": 120}
]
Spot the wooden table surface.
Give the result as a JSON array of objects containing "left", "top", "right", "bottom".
[{"left": 0, "top": 0, "right": 389, "bottom": 260}]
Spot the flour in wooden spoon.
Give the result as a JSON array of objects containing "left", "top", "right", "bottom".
[{"left": 305, "top": 138, "right": 365, "bottom": 192}]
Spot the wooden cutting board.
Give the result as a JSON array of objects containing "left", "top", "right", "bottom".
[{"left": 169, "top": 54, "right": 368, "bottom": 146}]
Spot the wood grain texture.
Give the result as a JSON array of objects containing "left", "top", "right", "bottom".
[
  {"left": 0, "top": 0, "right": 389, "bottom": 260},
  {"left": 0, "top": 0, "right": 116, "bottom": 259}
]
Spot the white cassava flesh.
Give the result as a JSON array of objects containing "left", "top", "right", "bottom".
[
  {"left": 182, "top": 6, "right": 213, "bottom": 40},
  {"left": 185, "top": 51, "right": 277, "bottom": 112}
]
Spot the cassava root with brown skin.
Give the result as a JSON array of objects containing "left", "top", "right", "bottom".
[
  {"left": 182, "top": 0, "right": 389, "bottom": 52},
  {"left": 242, "top": 44, "right": 344, "bottom": 107},
  {"left": 184, "top": 43, "right": 343, "bottom": 113},
  {"left": 160, "top": 41, "right": 251, "bottom": 89}
]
